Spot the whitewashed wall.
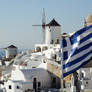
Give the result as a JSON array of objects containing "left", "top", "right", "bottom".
[
  {"left": 6, "top": 48, "right": 17, "bottom": 58},
  {"left": 10, "top": 68, "right": 51, "bottom": 88},
  {"left": 45, "top": 26, "right": 61, "bottom": 44}
]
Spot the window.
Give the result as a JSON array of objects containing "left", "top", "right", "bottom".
[
  {"left": 57, "top": 39, "right": 60, "bottom": 44},
  {"left": 32, "top": 67, "right": 36, "bottom": 68},
  {"left": 38, "top": 82, "right": 41, "bottom": 91},
  {"left": 38, "top": 82, "right": 41, "bottom": 87},
  {"left": 86, "top": 81, "right": 88, "bottom": 84},
  {"left": 33, "top": 78, "right": 37, "bottom": 91},
  {"left": 9, "top": 85, "right": 12, "bottom": 89},
  {"left": 52, "top": 78, "right": 56, "bottom": 88},
  {"left": 43, "top": 60, "right": 46, "bottom": 63},
  {"left": 36, "top": 47, "right": 41, "bottom": 52},
  {"left": 16, "top": 86, "right": 20, "bottom": 89},
  {"left": 33, "top": 78, "right": 36, "bottom": 82},
  {"left": 42, "top": 46, "right": 48, "bottom": 51},
  {"left": 51, "top": 40, "right": 54, "bottom": 44}
]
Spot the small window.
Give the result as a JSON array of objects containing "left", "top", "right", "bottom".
[
  {"left": 9, "top": 85, "right": 12, "bottom": 89},
  {"left": 86, "top": 81, "right": 88, "bottom": 84},
  {"left": 16, "top": 86, "right": 20, "bottom": 89},
  {"left": 38, "top": 82, "right": 41, "bottom": 87},
  {"left": 51, "top": 40, "right": 54, "bottom": 44},
  {"left": 32, "top": 67, "right": 36, "bottom": 68},
  {"left": 36, "top": 47, "right": 41, "bottom": 52},
  {"left": 57, "top": 39, "right": 60, "bottom": 44},
  {"left": 43, "top": 60, "right": 46, "bottom": 63},
  {"left": 33, "top": 78, "right": 36, "bottom": 82}
]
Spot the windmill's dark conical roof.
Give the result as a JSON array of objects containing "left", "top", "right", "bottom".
[
  {"left": 7, "top": 45, "right": 17, "bottom": 48},
  {"left": 46, "top": 19, "right": 61, "bottom": 26}
]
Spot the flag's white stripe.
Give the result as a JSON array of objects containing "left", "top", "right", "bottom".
[
  {"left": 80, "top": 28, "right": 92, "bottom": 38},
  {"left": 65, "top": 37, "right": 71, "bottom": 57},
  {"left": 69, "top": 27, "right": 92, "bottom": 37},
  {"left": 78, "top": 38, "right": 92, "bottom": 49},
  {"left": 64, "top": 36, "right": 91, "bottom": 53},
  {"left": 63, "top": 38, "right": 92, "bottom": 64},
  {"left": 61, "top": 25, "right": 92, "bottom": 77},
  {"left": 62, "top": 30, "right": 92, "bottom": 52},
  {"left": 63, "top": 53, "right": 92, "bottom": 73},
  {"left": 70, "top": 27, "right": 92, "bottom": 39},
  {"left": 63, "top": 44, "right": 92, "bottom": 65}
]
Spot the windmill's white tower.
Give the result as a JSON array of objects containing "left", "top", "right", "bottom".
[{"left": 45, "top": 19, "right": 61, "bottom": 44}]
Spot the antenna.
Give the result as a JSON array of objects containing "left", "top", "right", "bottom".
[
  {"left": 84, "top": 18, "right": 87, "bottom": 27},
  {"left": 32, "top": 9, "right": 46, "bottom": 43}
]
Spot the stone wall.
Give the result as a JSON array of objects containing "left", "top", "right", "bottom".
[
  {"left": 47, "top": 62, "right": 60, "bottom": 78},
  {"left": 47, "top": 62, "right": 72, "bottom": 86}
]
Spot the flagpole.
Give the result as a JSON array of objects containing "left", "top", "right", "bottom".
[
  {"left": 61, "top": 57, "right": 64, "bottom": 92},
  {"left": 61, "top": 68, "right": 64, "bottom": 92},
  {"left": 61, "top": 33, "right": 69, "bottom": 92},
  {"left": 61, "top": 35, "right": 65, "bottom": 92}
]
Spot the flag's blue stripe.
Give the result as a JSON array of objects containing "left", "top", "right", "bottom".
[
  {"left": 69, "top": 34, "right": 92, "bottom": 57},
  {"left": 63, "top": 42, "right": 92, "bottom": 61},
  {"left": 71, "top": 25, "right": 92, "bottom": 40},
  {"left": 61, "top": 25, "right": 92, "bottom": 78},
  {"left": 61, "top": 40, "right": 63, "bottom": 48},
  {"left": 62, "top": 37, "right": 92, "bottom": 61},
  {"left": 63, "top": 51, "right": 68, "bottom": 60},
  {"left": 70, "top": 28, "right": 92, "bottom": 45},
  {"left": 80, "top": 33, "right": 92, "bottom": 44},
  {"left": 63, "top": 57, "right": 92, "bottom": 77},
  {"left": 63, "top": 50, "right": 92, "bottom": 69},
  {"left": 72, "top": 42, "right": 92, "bottom": 56},
  {"left": 69, "top": 33, "right": 78, "bottom": 45},
  {"left": 62, "top": 38, "right": 67, "bottom": 47},
  {"left": 62, "top": 25, "right": 92, "bottom": 47},
  {"left": 61, "top": 39, "right": 67, "bottom": 48},
  {"left": 77, "top": 25, "right": 92, "bottom": 35},
  {"left": 63, "top": 33, "right": 92, "bottom": 55}
]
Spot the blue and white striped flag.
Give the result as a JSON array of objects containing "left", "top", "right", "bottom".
[{"left": 61, "top": 25, "right": 92, "bottom": 77}]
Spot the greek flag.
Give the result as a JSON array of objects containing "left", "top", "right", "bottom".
[{"left": 61, "top": 25, "right": 92, "bottom": 77}]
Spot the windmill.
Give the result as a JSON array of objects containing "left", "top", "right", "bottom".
[{"left": 32, "top": 8, "right": 46, "bottom": 43}]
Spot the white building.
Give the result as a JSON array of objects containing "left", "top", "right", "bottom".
[
  {"left": 79, "top": 68, "right": 92, "bottom": 89},
  {"left": 5, "top": 45, "right": 18, "bottom": 59},
  {"left": 3, "top": 68, "right": 51, "bottom": 92}
]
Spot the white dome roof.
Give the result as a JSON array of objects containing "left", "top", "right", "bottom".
[{"left": 11, "top": 68, "right": 50, "bottom": 82}]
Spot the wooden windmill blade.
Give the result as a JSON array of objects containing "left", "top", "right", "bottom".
[
  {"left": 32, "top": 8, "right": 46, "bottom": 43},
  {"left": 41, "top": 8, "right": 46, "bottom": 43},
  {"left": 42, "top": 8, "right": 46, "bottom": 30},
  {"left": 32, "top": 25, "right": 42, "bottom": 26}
]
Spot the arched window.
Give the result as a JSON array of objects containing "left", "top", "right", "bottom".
[
  {"left": 9, "top": 85, "right": 12, "bottom": 89},
  {"left": 51, "top": 40, "right": 54, "bottom": 44},
  {"left": 33, "top": 78, "right": 37, "bottom": 92},
  {"left": 42, "top": 46, "right": 48, "bottom": 51},
  {"left": 36, "top": 47, "right": 41, "bottom": 52},
  {"left": 57, "top": 39, "right": 60, "bottom": 44}
]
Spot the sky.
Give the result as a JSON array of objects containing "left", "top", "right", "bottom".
[{"left": 0, "top": 0, "right": 92, "bottom": 49}]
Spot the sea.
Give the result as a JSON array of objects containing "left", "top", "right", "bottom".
[
  {"left": 0, "top": 49, "right": 5, "bottom": 59},
  {"left": 0, "top": 48, "right": 32, "bottom": 60}
]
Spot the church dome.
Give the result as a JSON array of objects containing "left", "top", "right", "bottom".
[{"left": 85, "top": 14, "right": 92, "bottom": 26}]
